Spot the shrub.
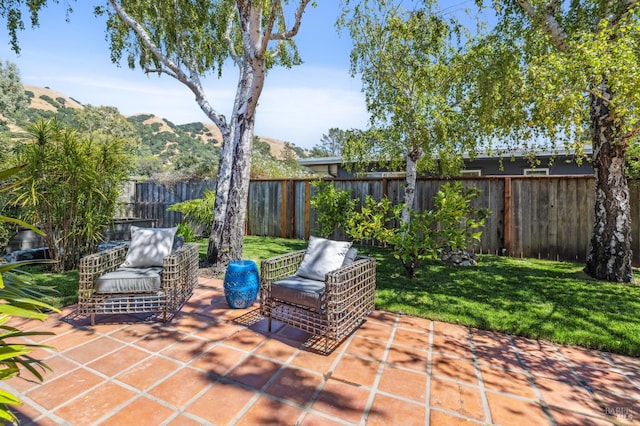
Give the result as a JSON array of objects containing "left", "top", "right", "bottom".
[
  {"left": 0, "top": 165, "right": 59, "bottom": 425},
  {"left": 309, "top": 180, "right": 356, "bottom": 238},
  {"left": 12, "top": 118, "right": 133, "bottom": 271},
  {"left": 168, "top": 189, "right": 216, "bottom": 236},
  {"left": 341, "top": 182, "right": 489, "bottom": 278}
]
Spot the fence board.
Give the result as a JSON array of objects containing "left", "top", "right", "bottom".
[{"left": 123, "top": 176, "right": 640, "bottom": 267}]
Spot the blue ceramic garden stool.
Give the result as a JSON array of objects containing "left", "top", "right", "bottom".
[{"left": 223, "top": 260, "right": 259, "bottom": 309}]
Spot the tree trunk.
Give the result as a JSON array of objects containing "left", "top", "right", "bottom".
[
  {"left": 401, "top": 146, "right": 421, "bottom": 223},
  {"left": 584, "top": 84, "right": 633, "bottom": 282},
  {"left": 206, "top": 67, "right": 258, "bottom": 268}
]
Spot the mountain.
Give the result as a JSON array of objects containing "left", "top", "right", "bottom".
[{"left": 20, "top": 85, "right": 304, "bottom": 163}]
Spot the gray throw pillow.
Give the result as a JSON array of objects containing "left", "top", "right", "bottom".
[
  {"left": 295, "top": 236, "right": 352, "bottom": 281},
  {"left": 341, "top": 248, "right": 359, "bottom": 267},
  {"left": 122, "top": 226, "right": 178, "bottom": 268}
]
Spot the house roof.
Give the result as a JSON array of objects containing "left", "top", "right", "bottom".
[{"left": 298, "top": 146, "right": 593, "bottom": 166}]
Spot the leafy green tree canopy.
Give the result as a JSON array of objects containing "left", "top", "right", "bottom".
[{"left": 0, "top": 59, "right": 28, "bottom": 119}]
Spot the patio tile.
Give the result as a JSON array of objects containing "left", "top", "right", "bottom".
[
  {"left": 191, "top": 343, "right": 248, "bottom": 376},
  {"left": 39, "top": 327, "right": 99, "bottom": 351},
  {"left": 345, "top": 335, "right": 388, "bottom": 362},
  {"left": 518, "top": 352, "right": 579, "bottom": 382},
  {"left": 160, "top": 334, "right": 214, "bottom": 363},
  {"left": 432, "top": 334, "right": 473, "bottom": 359},
  {"left": 396, "top": 314, "right": 432, "bottom": 331},
  {"left": 3, "top": 276, "right": 639, "bottom": 426},
  {"left": 331, "top": 354, "right": 381, "bottom": 388},
  {"left": 378, "top": 364, "right": 428, "bottom": 403},
  {"left": 592, "top": 390, "right": 639, "bottom": 424},
  {"left": 193, "top": 319, "right": 243, "bottom": 341},
  {"left": 386, "top": 343, "right": 429, "bottom": 372},
  {"left": 299, "top": 412, "right": 346, "bottom": 426},
  {"left": 549, "top": 408, "right": 613, "bottom": 426},
  {"left": 559, "top": 346, "right": 612, "bottom": 369},
  {"left": 430, "top": 377, "right": 486, "bottom": 422},
  {"left": 431, "top": 354, "right": 478, "bottom": 385},
  {"left": 100, "top": 396, "right": 175, "bottom": 425},
  {"left": 264, "top": 366, "right": 323, "bottom": 406},
  {"left": 62, "top": 335, "right": 125, "bottom": 364},
  {"left": 109, "top": 323, "right": 156, "bottom": 343},
  {"left": 479, "top": 365, "right": 537, "bottom": 399},
  {"left": 311, "top": 379, "right": 370, "bottom": 424},
  {"left": 366, "top": 393, "right": 426, "bottom": 425},
  {"left": 25, "top": 367, "right": 103, "bottom": 410},
  {"left": 7, "top": 355, "right": 77, "bottom": 392},
  {"left": 53, "top": 381, "right": 136, "bottom": 424},
  {"left": 289, "top": 347, "right": 341, "bottom": 374},
  {"left": 433, "top": 321, "right": 469, "bottom": 340},
  {"left": 474, "top": 343, "right": 524, "bottom": 371},
  {"left": 573, "top": 365, "right": 640, "bottom": 398},
  {"left": 485, "top": 391, "right": 550, "bottom": 425},
  {"left": 133, "top": 327, "right": 188, "bottom": 353},
  {"left": 391, "top": 327, "right": 431, "bottom": 350},
  {"left": 166, "top": 414, "right": 206, "bottom": 426},
  {"left": 472, "top": 328, "right": 513, "bottom": 347},
  {"left": 353, "top": 320, "right": 394, "bottom": 342},
  {"left": 185, "top": 380, "right": 256, "bottom": 424},
  {"left": 115, "top": 356, "right": 181, "bottom": 391},
  {"left": 430, "top": 408, "right": 482, "bottom": 425},
  {"left": 253, "top": 336, "right": 300, "bottom": 362},
  {"left": 512, "top": 336, "right": 562, "bottom": 359},
  {"left": 87, "top": 345, "right": 150, "bottom": 377},
  {"left": 235, "top": 395, "right": 303, "bottom": 425},
  {"left": 148, "top": 366, "right": 213, "bottom": 408},
  {"left": 224, "top": 328, "right": 268, "bottom": 352},
  {"left": 534, "top": 375, "right": 602, "bottom": 416},
  {"left": 226, "top": 355, "right": 283, "bottom": 390}
]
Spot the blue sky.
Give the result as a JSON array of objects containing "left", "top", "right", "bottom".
[
  {"left": 1, "top": 1, "right": 484, "bottom": 149},
  {"left": 0, "top": 2, "right": 369, "bottom": 149}
]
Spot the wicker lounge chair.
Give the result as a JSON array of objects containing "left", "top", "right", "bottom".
[
  {"left": 260, "top": 247, "right": 376, "bottom": 354},
  {"left": 78, "top": 242, "right": 199, "bottom": 325}
]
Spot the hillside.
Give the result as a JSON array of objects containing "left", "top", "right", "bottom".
[{"left": 19, "top": 85, "right": 302, "bottom": 162}]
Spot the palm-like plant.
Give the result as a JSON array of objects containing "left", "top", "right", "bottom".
[{"left": 0, "top": 165, "right": 59, "bottom": 425}]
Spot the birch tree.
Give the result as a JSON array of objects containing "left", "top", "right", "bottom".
[
  {"left": 1, "top": 0, "right": 313, "bottom": 267},
  {"left": 468, "top": 1, "right": 640, "bottom": 282},
  {"left": 340, "top": 0, "right": 476, "bottom": 223}
]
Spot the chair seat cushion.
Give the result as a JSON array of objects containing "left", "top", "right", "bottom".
[
  {"left": 271, "top": 275, "right": 325, "bottom": 310},
  {"left": 95, "top": 267, "right": 163, "bottom": 294}
]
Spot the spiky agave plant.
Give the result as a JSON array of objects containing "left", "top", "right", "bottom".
[{"left": 0, "top": 165, "right": 59, "bottom": 425}]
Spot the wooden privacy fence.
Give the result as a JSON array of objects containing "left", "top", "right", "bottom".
[{"left": 121, "top": 176, "right": 640, "bottom": 267}]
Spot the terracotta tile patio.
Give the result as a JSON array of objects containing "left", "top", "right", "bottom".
[{"left": 3, "top": 275, "right": 639, "bottom": 425}]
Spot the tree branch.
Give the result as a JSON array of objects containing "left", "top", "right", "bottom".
[
  {"left": 517, "top": 0, "right": 569, "bottom": 51},
  {"left": 269, "top": 0, "right": 311, "bottom": 41},
  {"left": 108, "top": 0, "right": 228, "bottom": 132},
  {"left": 225, "top": 9, "right": 241, "bottom": 65}
]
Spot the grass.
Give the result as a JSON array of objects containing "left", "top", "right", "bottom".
[{"left": 27, "top": 235, "right": 640, "bottom": 356}]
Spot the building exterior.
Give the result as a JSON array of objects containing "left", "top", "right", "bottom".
[{"left": 298, "top": 148, "right": 593, "bottom": 178}]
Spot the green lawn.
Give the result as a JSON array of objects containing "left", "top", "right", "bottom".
[{"left": 29, "top": 235, "right": 640, "bottom": 356}]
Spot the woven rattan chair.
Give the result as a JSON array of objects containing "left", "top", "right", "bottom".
[
  {"left": 260, "top": 250, "right": 376, "bottom": 354},
  {"left": 78, "top": 242, "right": 199, "bottom": 325}
]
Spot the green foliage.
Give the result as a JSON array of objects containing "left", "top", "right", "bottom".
[
  {"left": 0, "top": 60, "right": 28, "bottom": 119},
  {"left": 337, "top": 182, "right": 489, "bottom": 278},
  {"left": 340, "top": 1, "right": 475, "bottom": 176},
  {"left": 431, "top": 182, "right": 490, "bottom": 252},
  {"left": 309, "top": 128, "right": 349, "bottom": 157},
  {"left": 346, "top": 195, "right": 399, "bottom": 243},
  {"left": 12, "top": 118, "right": 134, "bottom": 271},
  {"left": 309, "top": 180, "right": 357, "bottom": 238},
  {"left": 176, "top": 222, "right": 197, "bottom": 243},
  {"left": 0, "top": 165, "right": 59, "bottom": 425},
  {"left": 38, "top": 94, "right": 60, "bottom": 109},
  {"left": 168, "top": 189, "right": 216, "bottom": 234}
]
